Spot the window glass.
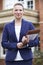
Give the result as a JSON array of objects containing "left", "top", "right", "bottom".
[{"left": 27, "top": 0, "right": 33, "bottom": 9}]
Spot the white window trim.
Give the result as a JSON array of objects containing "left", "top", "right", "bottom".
[{"left": 33, "top": 0, "right": 35, "bottom": 10}]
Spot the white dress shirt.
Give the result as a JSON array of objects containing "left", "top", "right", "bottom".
[{"left": 15, "top": 25, "right": 23, "bottom": 61}]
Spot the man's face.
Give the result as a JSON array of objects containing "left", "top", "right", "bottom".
[{"left": 13, "top": 5, "right": 24, "bottom": 19}]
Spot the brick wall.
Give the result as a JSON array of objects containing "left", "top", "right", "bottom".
[
  {"left": 0, "top": 0, "right": 3, "bottom": 10},
  {"left": 35, "top": 0, "right": 39, "bottom": 11},
  {"left": 35, "top": 0, "right": 43, "bottom": 51},
  {"left": 38, "top": 0, "right": 43, "bottom": 51}
]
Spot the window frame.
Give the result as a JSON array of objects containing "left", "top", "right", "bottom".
[{"left": 27, "top": 0, "right": 35, "bottom": 10}]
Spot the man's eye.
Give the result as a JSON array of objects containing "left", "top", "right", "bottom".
[
  {"left": 20, "top": 10, "right": 22, "bottom": 11},
  {"left": 15, "top": 9, "right": 22, "bottom": 11},
  {"left": 15, "top": 10, "right": 18, "bottom": 11}
]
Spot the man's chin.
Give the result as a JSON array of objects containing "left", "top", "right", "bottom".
[{"left": 16, "top": 17, "right": 21, "bottom": 20}]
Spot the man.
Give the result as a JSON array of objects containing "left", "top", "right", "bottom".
[{"left": 1, "top": 2, "right": 39, "bottom": 65}]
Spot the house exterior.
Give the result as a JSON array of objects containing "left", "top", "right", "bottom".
[{"left": 0, "top": 0, "right": 43, "bottom": 65}]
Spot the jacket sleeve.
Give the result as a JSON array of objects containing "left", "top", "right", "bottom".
[
  {"left": 1, "top": 25, "right": 17, "bottom": 50},
  {"left": 27, "top": 22, "right": 39, "bottom": 47},
  {"left": 28, "top": 36, "right": 39, "bottom": 47}
]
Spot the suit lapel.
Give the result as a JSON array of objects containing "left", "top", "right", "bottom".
[
  {"left": 12, "top": 20, "right": 18, "bottom": 42},
  {"left": 19, "top": 19, "right": 26, "bottom": 42}
]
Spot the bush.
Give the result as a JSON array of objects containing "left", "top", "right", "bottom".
[{"left": 33, "top": 50, "right": 43, "bottom": 65}]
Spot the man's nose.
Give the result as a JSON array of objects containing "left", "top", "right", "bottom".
[{"left": 17, "top": 10, "right": 20, "bottom": 13}]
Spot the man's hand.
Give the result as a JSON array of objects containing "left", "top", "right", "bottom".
[
  {"left": 17, "top": 35, "right": 29, "bottom": 49},
  {"left": 22, "top": 35, "right": 29, "bottom": 45},
  {"left": 17, "top": 42, "right": 23, "bottom": 49}
]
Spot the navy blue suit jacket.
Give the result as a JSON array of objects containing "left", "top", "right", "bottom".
[{"left": 1, "top": 19, "right": 39, "bottom": 61}]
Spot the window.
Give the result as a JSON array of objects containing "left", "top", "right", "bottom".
[
  {"left": 3, "top": 0, "right": 35, "bottom": 10},
  {"left": 27, "top": 0, "right": 33, "bottom": 9},
  {"left": 18, "top": 0, "right": 23, "bottom": 1},
  {"left": 3, "top": 0, "right": 15, "bottom": 10},
  {"left": 26, "top": 0, "right": 35, "bottom": 10},
  {"left": 18, "top": 0, "right": 24, "bottom": 5},
  {"left": 3, "top": 0, "right": 24, "bottom": 10}
]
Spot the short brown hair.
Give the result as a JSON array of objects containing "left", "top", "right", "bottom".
[{"left": 14, "top": 2, "right": 24, "bottom": 10}]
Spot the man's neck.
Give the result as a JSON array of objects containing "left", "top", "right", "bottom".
[
  {"left": 15, "top": 18, "right": 22, "bottom": 22},
  {"left": 15, "top": 18, "right": 22, "bottom": 26}
]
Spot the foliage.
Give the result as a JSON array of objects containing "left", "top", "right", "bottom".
[{"left": 33, "top": 47, "right": 43, "bottom": 65}]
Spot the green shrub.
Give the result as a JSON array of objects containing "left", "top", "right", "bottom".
[{"left": 33, "top": 50, "right": 43, "bottom": 65}]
